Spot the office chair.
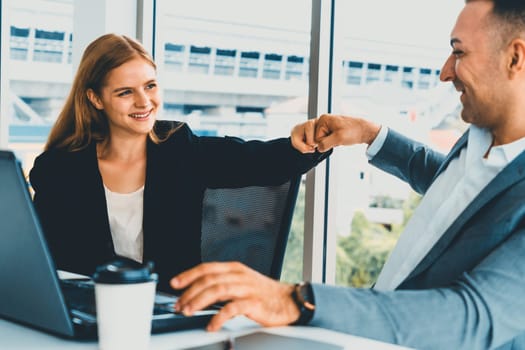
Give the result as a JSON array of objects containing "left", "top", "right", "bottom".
[{"left": 200, "top": 175, "right": 301, "bottom": 280}]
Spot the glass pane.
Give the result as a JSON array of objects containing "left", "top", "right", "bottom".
[
  {"left": 155, "top": 0, "right": 312, "bottom": 282},
  {"left": 332, "top": 1, "right": 467, "bottom": 287},
  {"left": 3, "top": 0, "right": 73, "bottom": 172}
]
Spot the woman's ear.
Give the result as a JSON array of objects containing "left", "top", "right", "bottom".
[{"left": 86, "top": 89, "right": 103, "bottom": 110}]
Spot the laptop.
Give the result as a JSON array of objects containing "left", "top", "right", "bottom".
[{"left": 0, "top": 150, "right": 217, "bottom": 339}]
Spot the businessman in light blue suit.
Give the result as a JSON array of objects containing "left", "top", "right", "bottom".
[{"left": 171, "top": 1, "right": 525, "bottom": 349}]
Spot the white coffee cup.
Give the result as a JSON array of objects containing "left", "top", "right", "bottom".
[{"left": 93, "top": 258, "right": 158, "bottom": 350}]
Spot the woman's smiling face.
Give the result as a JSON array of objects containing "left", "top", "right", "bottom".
[{"left": 88, "top": 57, "right": 160, "bottom": 139}]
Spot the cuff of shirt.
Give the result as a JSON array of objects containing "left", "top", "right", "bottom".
[{"left": 365, "top": 125, "right": 388, "bottom": 160}]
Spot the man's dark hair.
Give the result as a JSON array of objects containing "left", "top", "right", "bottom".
[
  {"left": 467, "top": 0, "right": 525, "bottom": 48},
  {"left": 491, "top": 0, "right": 525, "bottom": 26}
]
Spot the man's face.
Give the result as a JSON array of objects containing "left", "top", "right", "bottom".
[{"left": 439, "top": 1, "right": 508, "bottom": 130}]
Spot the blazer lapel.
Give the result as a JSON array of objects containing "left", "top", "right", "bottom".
[
  {"left": 78, "top": 144, "right": 114, "bottom": 253},
  {"left": 403, "top": 138, "right": 525, "bottom": 282}
]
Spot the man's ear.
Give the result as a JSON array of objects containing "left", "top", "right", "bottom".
[
  {"left": 508, "top": 38, "right": 525, "bottom": 73},
  {"left": 86, "top": 89, "right": 103, "bottom": 110}
]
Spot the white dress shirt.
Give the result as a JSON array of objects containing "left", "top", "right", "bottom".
[
  {"left": 104, "top": 185, "right": 144, "bottom": 263},
  {"left": 368, "top": 125, "right": 525, "bottom": 291}
]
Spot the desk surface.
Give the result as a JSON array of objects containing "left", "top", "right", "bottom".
[{"left": 0, "top": 316, "right": 411, "bottom": 350}]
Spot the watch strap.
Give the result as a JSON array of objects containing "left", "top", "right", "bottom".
[{"left": 291, "top": 281, "right": 315, "bottom": 325}]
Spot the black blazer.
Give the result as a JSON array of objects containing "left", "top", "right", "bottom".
[{"left": 29, "top": 121, "right": 329, "bottom": 291}]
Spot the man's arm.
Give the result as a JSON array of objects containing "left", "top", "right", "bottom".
[
  {"left": 291, "top": 114, "right": 447, "bottom": 194},
  {"left": 172, "top": 226, "right": 525, "bottom": 349},
  {"left": 369, "top": 128, "right": 447, "bottom": 195},
  {"left": 309, "top": 227, "right": 525, "bottom": 350}
]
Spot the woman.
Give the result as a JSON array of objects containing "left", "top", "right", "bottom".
[{"left": 29, "top": 33, "right": 329, "bottom": 291}]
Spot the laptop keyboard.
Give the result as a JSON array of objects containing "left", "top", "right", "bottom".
[{"left": 59, "top": 278, "right": 181, "bottom": 316}]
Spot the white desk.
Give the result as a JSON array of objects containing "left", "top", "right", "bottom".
[{"left": 0, "top": 316, "right": 411, "bottom": 350}]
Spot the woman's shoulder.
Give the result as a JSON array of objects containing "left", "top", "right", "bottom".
[
  {"left": 153, "top": 120, "right": 197, "bottom": 145},
  {"left": 34, "top": 145, "right": 91, "bottom": 163},
  {"left": 31, "top": 145, "right": 94, "bottom": 178},
  {"left": 30, "top": 148, "right": 68, "bottom": 187},
  {"left": 33, "top": 148, "right": 69, "bottom": 167},
  {"left": 154, "top": 120, "right": 190, "bottom": 136}
]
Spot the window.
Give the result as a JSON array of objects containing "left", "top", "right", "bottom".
[
  {"left": 418, "top": 67, "right": 433, "bottom": 89},
  {"left": 262, "top": 53, "right": 283, "bottom": 79},
  {"left": 188, "top": 45, "right": 212, "bottom": 74},
  {"left": 365, "top": 63, "right": 382, "bottom": 84},
  {"left": 0, "top": 0, "right": 468, "bottom": 286},
  {"left": 384, "top": 65, "right": 399, "bottom": 83},
  {"left": 164, "top": 43, "right": 186, "bottom": 72},
  {"left": 285, "top": 55, "right": 304, "bottom": 80},
  {"left": 33, "top": 29, "right": 66, "bottom": 63},
  {"left": 239, "top": 51, "right": 260, "bottom": 78},
  {"left": 10, "top": 26, "right": 30, "bottom": 60},
  {"left": 402, "top": 66, "right": 414, "bottom": 89},
  {"left": 345, "top": 61, "right": 363, "bottom": 85},
  {"left": 332, "top": 0, "right": 466, "bottom": 287},
  {"left": 2, "top": 0, "right": 74, "bottom": 171},
  {"left": 155, "top": 0, "right": 312, "bottom": 281},
  {"left": 214, "top": 48, "right": 236, "bottom": 76}
]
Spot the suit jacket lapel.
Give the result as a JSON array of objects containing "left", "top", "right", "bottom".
[
  {"left": 431, "top": 130, "right": 469, "bottom": 182},
  {"left": 403, "top": 136, "right": 525, "bottom": 282}
]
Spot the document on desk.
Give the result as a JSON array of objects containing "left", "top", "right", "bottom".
[{"left": 183, "top": 330, "right": 344, "bottom": 350}]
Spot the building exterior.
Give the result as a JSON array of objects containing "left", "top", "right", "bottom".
[{"left": 5, "top": 0, "right": 464, "bottom": 230}]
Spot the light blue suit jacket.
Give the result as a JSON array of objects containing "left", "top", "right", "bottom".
[{"left": 309, "top": 129, "right": 525, "bottom": 349}]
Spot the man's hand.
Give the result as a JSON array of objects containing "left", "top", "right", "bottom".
[
  {"left": 170, "top": 262, "right": 300, "bottom": 331},
  {"left": 290, "top": 114, "right": 381, "bottom": 154},
  {"left": 315, "top": 114, "right": 381, "bottom": 153}
]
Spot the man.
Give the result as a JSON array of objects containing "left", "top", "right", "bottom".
[{"left": 171, "top": 1, "right": 525, "bottom": 348}]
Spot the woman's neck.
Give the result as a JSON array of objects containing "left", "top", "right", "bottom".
[{"left": 97, "top": 135, "right": 147, "bottom": 163}]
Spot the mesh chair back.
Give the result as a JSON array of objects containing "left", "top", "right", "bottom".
[{"left": 201, "top": 175, "right": 301, "bottom": 280}]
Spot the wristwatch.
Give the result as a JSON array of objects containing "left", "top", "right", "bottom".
[{"left": 290, "top": 281, "right": 315, "bottom": 325}]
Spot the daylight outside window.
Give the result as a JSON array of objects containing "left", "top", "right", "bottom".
[
  {"left": 3, "top": 0, "right": 73, "bottom": 172},
  {"left": 1, "top": 0, "right": 472, "bottom": 286},
  {"left": 154, "top": 0, "right": 313, "bottom": 282},
  {"left": 330, "top": 0, "right": 467, "bottom": 287}
]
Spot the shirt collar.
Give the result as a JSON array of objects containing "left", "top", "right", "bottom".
[{"left": 468, "top": 125, "right": 525, "bottom": 166}]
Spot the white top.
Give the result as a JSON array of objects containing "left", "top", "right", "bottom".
[
  {"left": 104, "top": 185, "right": 145, "bottom": 263},
  {"left": 368, "top": 125, "right": 525, "bottom": 290}
]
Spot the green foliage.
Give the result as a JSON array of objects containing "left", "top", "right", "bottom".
[
  {"left": 281, "top": 183, "right": 305, "bottom": 283},
  {"left": 337, "top": 192, "right": 421, "bottom": 287},
  {"left": 281, "top": 184, "right": 422, "bottom": 288},
  {"left": 336, "top": 211, "right": 396, "bottom": 287}
]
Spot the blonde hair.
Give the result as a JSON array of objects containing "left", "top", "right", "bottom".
[{"left": 45, "top": 33, "right": 179, "bottom": 151}]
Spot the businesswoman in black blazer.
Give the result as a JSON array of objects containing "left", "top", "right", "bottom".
[{"left": 29, "top": 33, "right": 328, "bottom": 291}]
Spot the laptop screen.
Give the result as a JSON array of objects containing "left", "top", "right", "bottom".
[{"left": 0, "top": 150, "right": 75, "bottom": 337}]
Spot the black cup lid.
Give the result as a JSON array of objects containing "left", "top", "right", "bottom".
[{"left": 92, "top": 257, "right": 158, "bottom": 284}]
